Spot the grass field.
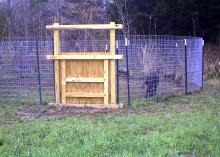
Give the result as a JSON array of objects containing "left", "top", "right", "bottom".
[{"left": 0, "top": 79, "right": 220, "bottom": 157}]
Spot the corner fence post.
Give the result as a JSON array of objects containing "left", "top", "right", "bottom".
[
  {"left": 202, "top": 39, "right": 204, "bottom": 87},
  {"left": 116, "top": 40, "right": 119, "bottom": 104},
  {"left": 125, "top": 37, "right": 131, "bottom": 106},
  {"left": 184, "top": 39, "right": 188, "bottom": 94},
  {"left": 35, "top": 37, "right": 42, "bottom": 104},
  {"left": 19, "top": 41, "right": 23, "bottom": 78}
]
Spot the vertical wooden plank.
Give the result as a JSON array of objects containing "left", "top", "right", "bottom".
[
  {"left": 53, "top": 23, "right": 60, "bottom": 103},
  {"left": 104, "top": 60, "right": 109, "bottom": 104},
  {"left": 110, "top": 22, "right": 116, "bottom": 104},
  {"left": 61, "top": 60, "right": 66, "bottom": 103}
]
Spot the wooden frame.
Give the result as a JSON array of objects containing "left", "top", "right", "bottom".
[{"left": 46, "top": 22, "right": 123, "bottom": 105}]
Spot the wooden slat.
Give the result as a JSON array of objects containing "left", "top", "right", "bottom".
[
  {"left": 104, "top": 60, "right": 109, "bottom": 104},
  {"left": 66, "top": 92, "right": 104, "bottom": 98},
  {"left": 47, "top": 55, "right": 123, "bottom": 60},
  {"left": 49, "top": 103, "right": 124, "bottom": 109},
  {"left": 46, "top": 23, "right": 123, "bottom": 30},
  {"left": 61, "top": 52, "right": 110, "bottom": 54},
  {"left": 53, "top": 23, "right": 60, "bottom": 103},
  {"left": 61, "top": 60, "right": 66, "bottom": 103},
  {"left": 61, "top": 52, "right": 123, "bottom": 55},
  {"left": 66, "top": 77, "right": 104, "bottom": 83},
  {"left": 110, "top": 22, "right": 116, "bottom": 104}
]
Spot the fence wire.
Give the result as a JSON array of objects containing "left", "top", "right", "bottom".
[
  {"left": 0, "top": 37, "right": 54, "bottom": 103},
  {"left": 117, "top": 35, "right": 203, "bottom": 105},
  {"left": 0, "top": 35, "right": 203, "bottom": 105}
]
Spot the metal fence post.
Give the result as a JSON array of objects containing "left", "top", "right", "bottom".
[
  {"left": 184, "top": 39, "right": 188, "bottom": 94},
  {"left": 35, "top": 37, "right": 42, "bottom": 104},
  {"left": 116, "top": 40, "right": 119, "bottom": 104},
  {"left": 125, "top": 37, "right": 131, "bottom": 106},
  {"left": 202, "top": 39, "right": 204, "bottom": 87},
  {"left": 19, "top": 41, "right": 23, "bottom": 78}
]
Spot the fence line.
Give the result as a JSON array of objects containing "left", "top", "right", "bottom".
[{"left": 0, "top": 35, "right": 203, "bottom": 105}]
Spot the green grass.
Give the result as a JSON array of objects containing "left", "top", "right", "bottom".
[{"left": 0, "top": 80, "right": 220, "bottom": 157}]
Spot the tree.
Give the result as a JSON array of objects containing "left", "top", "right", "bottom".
[
  {"left": 108, "top": 0, "right": 157, "bottom": 35},
  {"left": 107, "top": 0, "right": 220, "bottom": 42}
]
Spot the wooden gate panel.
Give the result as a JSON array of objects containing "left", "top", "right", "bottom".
[{"left": 65, "top": 60, "right": 105, "bottom": 104}]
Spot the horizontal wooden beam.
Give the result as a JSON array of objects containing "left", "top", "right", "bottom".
[
  {"left": 66, "top": 77, "right": 104, "bottom": 83},
  {"left": 66, "top": 92, "right": 105, "bottom": 98},
  {"left": 49, "top": 103, "right": 124, "bottom": 109},
  {"left": 47, "top": 55, "right": 123, "bottom": 60},
  {"left": 46, "top": 23, "right": 123, "bottom": 30},
  {"left": 61, "top": 52, "right": 111, "bottom": 54}
]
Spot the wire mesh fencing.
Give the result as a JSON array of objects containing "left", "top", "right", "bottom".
[
  {"left": 0, "top": 37, "right": 54, "bottom": 104},
  {"left": 0, "top": 35, "right": 204, "bottom": 105},
  {"left": 117, "top": 35, "right": 204, "bottom": 105}
]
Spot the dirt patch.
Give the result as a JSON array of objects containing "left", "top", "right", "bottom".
[
  {"left": 17, "top": 103, "right": 166, "bottom": 119},
  {"left": 17, "top": 105, "right": 123, "bottom": 119}
]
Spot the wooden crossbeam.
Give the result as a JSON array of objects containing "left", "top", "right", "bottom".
[
  {"left": 50, "top": 103, "right": 124, "bottom": 109},
  {"left": 66, "top": 77, "right": 104, "bottom": 83},
  {"left": 66, "top": 92, "right": 104, "bottom": 98},
  {"left": 46, "top": 23, "right": 123, "bottom": 30},
  {"left": 47, "top": 55, "right": 123, "bottom": 60}
]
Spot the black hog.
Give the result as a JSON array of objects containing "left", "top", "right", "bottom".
[{"left": 143, "top": 70, "right": 160, "bottom": 98}]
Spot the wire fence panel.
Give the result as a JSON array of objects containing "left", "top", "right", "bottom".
[
  {"left": 0, "top": 37, "right": 54, "bottom": 104},
  {"left": 117, "top": 35, "right": 203, "bottom": 105},
  {"left": 0, "top": 35, "right": 203, "bottom": 105},
  {"left": 186, "top": 38, "right": 203, "bottom": 92},
  {"left": 37, "top": 37, "right": 55, "bottom": 103}
]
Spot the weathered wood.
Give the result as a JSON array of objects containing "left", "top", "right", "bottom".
[
  {"left": 47, "top": 55, "right": 123, "bottom": 60},
  {"left": 67, "top": 98, "right": 103, "bottom": 104},
  {"left": 61, "top": 60, "right": 66, "bottom": 103},
  {"left": 53, "top": 23, "right": 60, "bottom": 103},
  {"left": 66, "top": 92, "right": 104, "bottom": 98},
  {"left": 49, "top": 103, "right": 124, "bottom": 109},
  {"left": 66, "top": 60, "right": 104, "bottom": 104},
  {"left": 46, "top": 23, "right": 123, "bottom": 30},
  {"left": 104, "top": 60, "right": 109, "bottom": 104},
  {"left": 66, "top": 77, "right": 104, "bottom": 83},
  {"left": 110, "top": 22, "right": 116, "bottom": 104}
]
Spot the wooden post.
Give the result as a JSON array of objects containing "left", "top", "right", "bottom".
[
  {"left": 104, "top": 60, "right": 109, "bottom": 104},
  {"left": 53, "top": 23, "right": 61, "bottom": 103},
  {"left": 61, "top": 60, "right": 66, "bottom": 103},
  {"left": 110, "top": 22, "right": 116, "bottom": 104}
]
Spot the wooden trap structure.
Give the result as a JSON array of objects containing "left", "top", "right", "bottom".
[{"left": 46, "top": 22, "right": 123, "bottom": 108}]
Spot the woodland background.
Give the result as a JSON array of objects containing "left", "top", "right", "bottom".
[{"left": 0, "top": 0, "right": 219, "bottom": 43}]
